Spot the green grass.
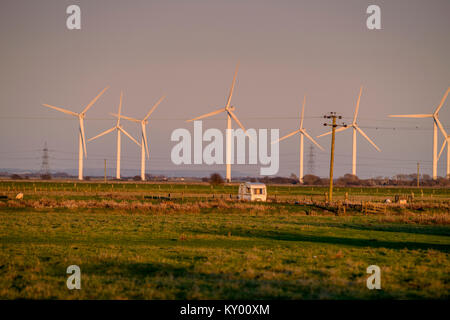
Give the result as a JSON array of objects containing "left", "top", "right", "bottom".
[
  {"left": 0, "top": 205, "right": 449, "bottom": 299},
  {"left": 1, "top": 180, "right": 449, "bottom": 204}
]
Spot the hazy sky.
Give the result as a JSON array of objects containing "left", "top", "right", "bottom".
[{"left": 0, "top": 0, "right": 449, "bottom": 178}]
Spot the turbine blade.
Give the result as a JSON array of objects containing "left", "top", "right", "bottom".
[
  {"left": 42, "top": 104, "right": 78, "bottom": 117},
  {"left": 272, "top": 129, "right": 301, "bottom": 144},
  {"left": 119, "top": 127, "right": 140, "bottom": 146},
  {"left": 186, "top": 108, "right": 226, "bottom": 122},
  {"left": 388, "top": 114, "right": 432, "bottom": 118},
  {"left": 228, "top": 110, "right": 254, "bottom": 141},
  {"left": 79, "top": 118, "right": 87, "bottom": 158},
  {"left": 355, "top": 125, "right": 381, "bottom": 152},
  {"left": 434, "top": 87, "right": 450, "bottom": 115},
  {"left": 117, "top": 92, "right": 123, "bottom": 126},
  {"left": 110, "top": 113, "right": 140, "bottom": 123},
  {"left": 353, "top": 86, "right": 363, "bottom": 123},
  {"left": 226, "top": 62, "right": 239, "bottom": 109},
  {"left": 316, "top": 126, "right": 349, "bottom": 138},
  {"left": 81, "top": 86, "right": 109, "bottom": 115},
  {"left": 300, "top": 95, "right": 306, "bottom": 129},
  {"left": 438, "top": 138, "right": 447, "bottom": 160},
  {"left": 228, "top": 110, "right": 246, "bottom": 132},
  {"left": 435, "top": 117, "right": 448, "bottom": 137},
  {"left": 144, "top": 95, "right": 166, "bottom": 120},
  {"left": 142, "top": 122, "right": 149, "bottom": 159},
  {"left": 302, "top": 129, "right": 324, "bottom": 151},
  {"left": 88, "top": 127, "right": 115, "bottom": 142}
]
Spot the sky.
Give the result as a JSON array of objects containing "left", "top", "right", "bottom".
[{"left": 0, "top": 0, "right": 449, "bottom": 179}]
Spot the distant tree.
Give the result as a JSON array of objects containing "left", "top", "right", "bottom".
[
  {"left": 40, "top": 174, "right": 51, "bottom": 180},
  {"left": 302, "top": 174, "right": 322, "bottom": 185},
  {"left": 201, "top": 177, "right": 209, "bottom": 183},
  {"left": 10, "top": 174, "right": 22, "bottom": 180},
  {"left": 133, "top": 175, "right": 141, "bottom": 181},
  {"left": 337, "top": 174, "right": 361, "bottom": 186},
  {"left": 436, "top": 177, "right": 450, "bottom": 187},
  {"left": 209, "top": 173, "right": 224, "bottom": 185},
  {"left": 259, "top": 176, "right": 270, "bottom": 184}
]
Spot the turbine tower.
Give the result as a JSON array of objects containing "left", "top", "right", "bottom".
[
  {"left": 186, "top": 63, "right": 248, "bottom": 183},
  {"left": 111, "top": 95, "right": 166, "bottom": 181},
  {"left": 317, "top": 86, "right": 381, "bottom": 176},
  {"left": 389, "top": 87, "right": 450, "bottom": 180},
  {"left": 42, "top": 87, "right": 109, "bottom": 180},
  {"left": 89, "top": 92, "right": 140, "bottom": 180},
  {"left": 272, "top": 96, "right": 323, "bottom": 183}
]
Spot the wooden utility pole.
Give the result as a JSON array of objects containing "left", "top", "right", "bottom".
[
  {"left": 104, "top": 159, "right": 107, "bottom": 183},
  {"left": 329, "top": 116, "right": 336, "bottom": 202},
  {"left": 323, "top": 113, "right": 347, "bottom": 202},
  {"left": 417, "top": 162, "right": 420, "bottom": 188}
]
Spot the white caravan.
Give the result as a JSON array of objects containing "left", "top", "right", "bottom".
[{"left": 238, "top": 182, "right": 267, "bottom": 202}]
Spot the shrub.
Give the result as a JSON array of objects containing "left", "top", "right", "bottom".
[
  {"left": 302, "top": 174, "right": 322, "bottom": 185},
  {"left": 210, "top": 173, "right": 224, "bottom": 185}
]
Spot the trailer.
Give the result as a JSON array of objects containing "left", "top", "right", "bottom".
[{"left": 238, "top": 182, "right": 267, "bottom": 202}]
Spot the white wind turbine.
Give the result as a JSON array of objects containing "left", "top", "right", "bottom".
[
  {"left": 42, "top": 87, "right": 109, "bottom": 180},
  {"left": 110, "top": 95, "right": 166, "bottom": 181},
  {"left": 272, "top": 96, "right": 324, "bottom": 183},
  {"left": 186, "top": 63, "right": 248, "bottom": 182},
  {"left": 317, "top": 86, "right": 381, "bottom": 176},
  {"left": 88, "top": 92, "right": 141, "bottom": 180},
  {"left": 389, "top": 87, "right": 450, "bottom": 180}
]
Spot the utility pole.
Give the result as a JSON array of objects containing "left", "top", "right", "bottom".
[
  {"left": 417, "top": 162, "right": 420, "bottom": 188},
  {"left": 104, "top": 159, "right": 107, "bottom": 183},
  {"left": 323, "top": 113, "right": 347, "bottom": 202}
]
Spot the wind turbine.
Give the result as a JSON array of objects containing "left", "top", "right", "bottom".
[
  {"left": 317, "top": 86, "right": 381, "bottom": 176},
  {"left": 42, "top": 87, "right": 109, "bottom": 180},
  {"left": 272, "top": 96, "right": 324, "bottom": 183},
  {"left": 88, "top": 92, "right": 141, "bottom": 180},
  {"left": 389, "top": 87, "right": 450, "bottom": 180},
  {"left": 110, "top": 95, "right": 166, "bottom": 181},
  {"left": 186, "top": 63, "right": 248, "bottom": 183}
]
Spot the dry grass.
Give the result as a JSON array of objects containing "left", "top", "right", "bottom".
[
  {"left": 0, "top": 198, "right": 273, "bottom": 214},
  {"left": 377, "top": 212, "right": 450, "bottom": 225}
]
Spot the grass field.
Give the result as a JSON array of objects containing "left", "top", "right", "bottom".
[{"left": 0, "top": 180, "right": 449, "bottom": 299}]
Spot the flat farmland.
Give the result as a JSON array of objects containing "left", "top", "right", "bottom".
[{"left": 0, "top": 180, "right": 449, "bottom": 299}]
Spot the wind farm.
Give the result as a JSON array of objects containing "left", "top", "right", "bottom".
[{"left": 2, "top": 81, "right": 449, "bottom": 300}]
